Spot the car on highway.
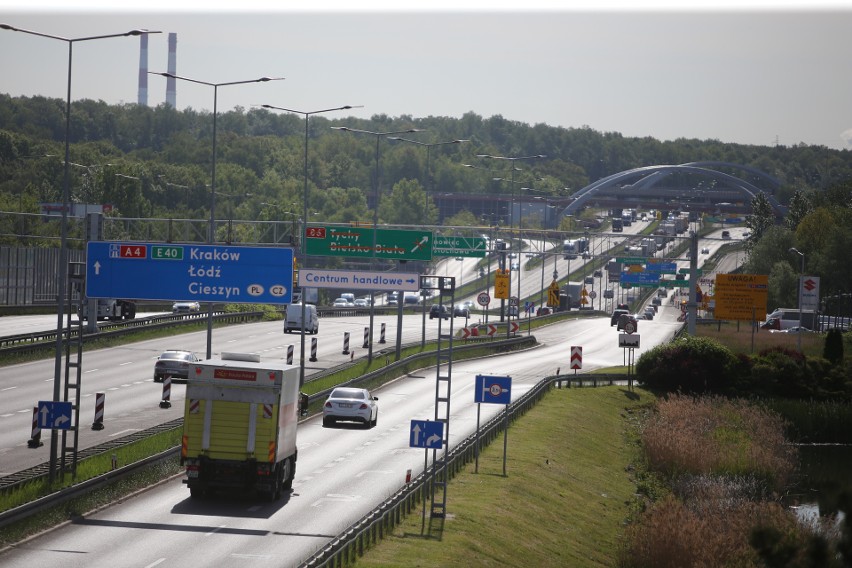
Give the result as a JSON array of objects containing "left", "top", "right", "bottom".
[
  {"left": 332, "top": 298, "right": 351, "bottom": 308},
  {"left": 536, "top": 306, "right": 553, "bottom": 316},
  {"left": 430, "top": 304, "right": 451, "bottom": 320},
  {"left": 453, "top": 304, "right": 470, "bottom": 318},
  {"left": 322, "top": 387, "right": 378, "bottom": 428},
  {"left": 769, "top": 326, "right": 815, "bottom": 334},
  {"left": 644, "top": 306, "right": 656, "bottom": 319},
  {"left": 611, "top": 308, "right": 630, "bottom": 326},
  {"left": 354, "top": 298, "right": 369, "bottom": 308},
  {"left": 153, "top": 349, "right": 201, "bottom": 382},
  {"left": 617, "top": 313, "right": 639, "bottom": 331},
  {"left": 701, "top": 246, "right": 710, "bottom": 254},
  {"left": 172, "top": 301, "right": 201, "bottom": 313},
  {"left": 504, "top": 306, "right": 519, "bottom": 318}
]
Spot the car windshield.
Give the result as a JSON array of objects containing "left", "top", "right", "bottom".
[
  {"left": 331, "top": 388, "right": 365, "bottom": 399},
  {"left": 161, "top": 352, "right": 189, "bottom": 361}
]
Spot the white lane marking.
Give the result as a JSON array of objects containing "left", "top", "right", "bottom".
[
  {"left": 2, "top": 386, "right": 17, "bottom": 391},
  {"left": 144, "top": 559, "right": 166, "bottom": 567},
  {"left": 312, "top": 494, "right": 360, "bottom": 507},
  {"left": 120, "top": 361, "right": 133, "bottom": 366},
  {"left": 84, "top": 369, "right": 99, "bottom": 374},
  {"left": 109, "top": 429, "right": 138, "bottom": 437},
  {"left": 355, "top": 470, "right": 393, "bottom": 478}
]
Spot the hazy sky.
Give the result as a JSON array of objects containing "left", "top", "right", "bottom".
[{"left": 2, "top": 1, "right": 852, "bottom": 150}]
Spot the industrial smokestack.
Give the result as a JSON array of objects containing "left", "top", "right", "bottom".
[
  {"left": 138, "top": 33, "right": 148, "bottom": 106},
  {"left": 166, "top": 33, "right": 177, "bottom": 108}
]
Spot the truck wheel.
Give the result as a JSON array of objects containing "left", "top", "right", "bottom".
[{"left": 282, "top": 457, "right": 294, "bottom": 491}]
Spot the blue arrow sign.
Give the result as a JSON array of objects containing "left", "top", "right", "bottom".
[
  {"left": 37, "top": 401, "right": 73, "bottom": 430},
  {"left": 474, "top": 375, "right": 512, "bottom": 405},
  {"left": 86, "top": 242, "right": 293, "bottom": 304},
  {"left": 409, "top": 420, "right": 444, "bottom": 449}
]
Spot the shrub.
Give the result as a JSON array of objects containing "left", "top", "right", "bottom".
[
  {"left": 824, "top": 328, "right": 845, "bottom": 365},
  {"left": 636, "top": 336, "right": 740, "bottom": 395}
]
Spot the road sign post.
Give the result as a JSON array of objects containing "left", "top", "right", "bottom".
[{"left": 474, "top": 374, "right": 512, "bottom": 476}]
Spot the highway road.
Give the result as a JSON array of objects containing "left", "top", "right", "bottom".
[
  {"left": 0, "top": 311, "right": 683, "bottom": 568},
  {"left": 0, "top": 224, "right": 750, "bottom": 566}
]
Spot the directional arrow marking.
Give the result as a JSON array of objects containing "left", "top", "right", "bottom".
[
  {"left": 93, "top": 261, "right": 101, "bottom": 275},
  {"left": 411, "top": 423, "right": 422, "bottom": 445},
  {"left": 54, "top": 414, "right": 70, "bottom": 428},
  {"left": 426, "top": 434, "right": 442, "bottom": 447}
]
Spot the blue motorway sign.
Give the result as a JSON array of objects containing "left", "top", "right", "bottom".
[
  {"left": 644, "top": 262, "right": 677, "bottom": 274},
  {"left": 620, "top": 272, "right": 663, "bottom": 287},
  {"left": 85, "top": 242, "right": 294, "bottom": 304},
  {"left": 409, "top": 420, "right": 444, "bottom": 449},
  {"left": 37, "top": 401, "right": 72, "bottom": 430},
  {"left": 474, "top": 375, "right": 512, "bottom": 405}
]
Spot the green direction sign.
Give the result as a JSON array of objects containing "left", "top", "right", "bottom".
[
  {"left": 616, "top": 257, "right": 646, "bottom": 264},
  {"left": 679, "top": 267, "right": 704, "bottom": 275},
  {"left": 304, "top": 226, "right": 433, "bottom": 261},
  {"left": 433, "top": 236, "right": 487, "bottom": 258}
]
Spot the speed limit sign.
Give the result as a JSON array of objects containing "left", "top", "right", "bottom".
[{"left": 477, "top": 292, "right": 491, "bottom": 306}]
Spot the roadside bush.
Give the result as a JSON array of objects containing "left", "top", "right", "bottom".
[
  {"left": 640, "top": 394, "right": 795, "bottom": 489},
  {"left": 824, "top": 328, "right": 845, "bottom": 365},
  {"left": 636, "top": 336, "right": 740, "bottom": 395}
]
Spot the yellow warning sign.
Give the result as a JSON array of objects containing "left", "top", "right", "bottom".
[
  {"left": 494, "top": 269, "right": 510, "bottom": 300},
  {"left": 581, "top": 286, "right": 589, "bottom": 305},
  {"left": 547, "top": 280, "right": 560, "bottom": 306}
]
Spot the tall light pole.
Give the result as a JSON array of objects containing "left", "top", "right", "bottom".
[
  {"left": 1, "top": 23, "right": 161, "bottom": 483},
  {"left": 479, "top": 154, "right": 546, "bottom": 326},
  {"left": 149, "top": 72, "right": 284, "bottom": 359},
  {"left": 789, "top": 247, "right": 805, "bottom": 351},
  {"left": 260, "top": 104, "right": 359, "bottom": 385},
  {"left": 330, "top": 126, "right": 424, "bottom": 364},
  {"left": 390, "top": 138, "right": 469, "bottom": 354}
]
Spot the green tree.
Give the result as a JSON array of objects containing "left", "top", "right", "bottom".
[
  {"left": 443, "top": 209, "right": 480, "bottom": 227},
  {"left": 785, "top": 189, "right": 812, "bottom": 231},
  {"left": 378, "top": 178, "right": 437, "bottom": 226},
  {"left": 745, "top": 192, "right": 775, "bottom": 252}
]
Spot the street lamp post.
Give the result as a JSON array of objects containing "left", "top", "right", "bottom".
[
  {"left": 330, "top": 126, "right": 423, "bottom": 364},
  {"left": 478, "top": 154, "right": 546, "bottom": 330},
  {"left": 789, "top": 247, "right": 805, "bottom": 351},
  {"left": 1, "top": 22, "right": 161, "bottom": 483},
  {"left": 149, "top": 72, "right": 284, "bottom": 359},
  {"left": 260, "top": 105, "right": 359, "bottom": 385},
  {"left": 389, "top": 137, "right": 469, "bottom": 354}
]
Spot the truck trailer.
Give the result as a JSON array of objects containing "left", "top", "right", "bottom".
[{"left": 181, "top": 352, "right": 300, "bottom": 500}]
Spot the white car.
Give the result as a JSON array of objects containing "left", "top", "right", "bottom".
[
  {"left": 172, "top": 301, "right": 201, "bottom": 313},
  {"left": 322, "top": 387, "right": 378, "bottom": 428},
  {"left": 354, "top": 298, "right": 369, "bottom": 307},
  {"left": 332, "top": 298, "right": 350, "bottom": 308}
]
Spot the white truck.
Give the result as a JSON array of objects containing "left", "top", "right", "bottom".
[{"left": 181, "top": 353, "right": 301, "bottom": 500}]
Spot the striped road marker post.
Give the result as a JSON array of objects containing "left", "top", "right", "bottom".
[
  {"left": 92, "top": 392, "right": 105, "bottom": 430},
  {"left": 27, "top": 406, "right": 42, "bottom": 448},
  {"left": 287, "top": 344, "right": 294, "bottom": 365},
  {"left": 362, "top": 326, "right": 369, "bottom": 348},
  {"left": 159, "top": 375, "right": 172, "bottom": 409},
  {"left": 310, "top": 337, "right": 318, "bottom": 362},
  {"left": 342, "top": 332, "right": 350, "bottom": 355},
  {"left": 379, "top": 322, "right": 386, "bottom": 344}
]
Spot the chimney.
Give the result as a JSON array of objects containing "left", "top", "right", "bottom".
[
  {"left": 137, "top": 33, "right": 148, "bottom": 106},
  {"left": 166, "top": 33, "right": 177, "bottom": 108}
]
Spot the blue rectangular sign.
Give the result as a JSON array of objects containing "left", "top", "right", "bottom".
[
  {"left": 621, "top": 272, "right": 662, "bottom": 286},
  {"left": 410, "top": 420, "right": 444, "bottom": 449},
  {"left": 37, "top": 401, "right": 72, "bottom": 430},
  {"left": 474, "top": 374, "right": 512, "bottom": 405},
  {"left": 86, "top": 242, "right": 294, "bottom": 304},
  {"left": 644, "top": 262, "right": 677, "bottom": 274}
]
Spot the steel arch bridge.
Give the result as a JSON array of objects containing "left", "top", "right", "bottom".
[{"left": 561, "top": 161, "right": 785, "bottom": 218}]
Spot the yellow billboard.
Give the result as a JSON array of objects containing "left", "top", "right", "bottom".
[{"left": 714, "top": 273, "right": 768, "bottom": 321}]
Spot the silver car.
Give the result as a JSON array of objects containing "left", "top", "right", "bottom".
[
  {"left": 322, "top": 387, "right": 378, "bottom": 428},
  {"left": 153, "top": 350, "right": 200, "bottom": 382}
]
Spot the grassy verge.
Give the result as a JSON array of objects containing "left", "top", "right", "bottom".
[{"left": 355, "top": 386, "right": 655, "bottom": 568}]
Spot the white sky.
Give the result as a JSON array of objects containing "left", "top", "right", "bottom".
[{"left": 2, "top": 1, "right": 852, "bottom": 150}]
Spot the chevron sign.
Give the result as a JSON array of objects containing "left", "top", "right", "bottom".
[
  {"left": 570, "top": 346, "right": 582, "bottom": 370},
  {"left": 487, "top": 324, "right": 498, "bottom": 337}
]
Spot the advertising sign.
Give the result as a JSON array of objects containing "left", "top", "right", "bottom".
[{"left": 714, "top": 273, "right": 768, "bottom": 321}]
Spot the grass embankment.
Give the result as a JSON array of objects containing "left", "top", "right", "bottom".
[{"left": 356, "top": 386, "right": 654, "bottom": 568}]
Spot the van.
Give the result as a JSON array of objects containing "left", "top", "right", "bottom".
[
  {"left": 340, "top": 293, "right": 355, "bottom": 304},
  {"left": 761, "top": 308, "right": 816, "bottom": 331},
  {"left": 284, "top": 302, "right": 319, "bottom": 334}
]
